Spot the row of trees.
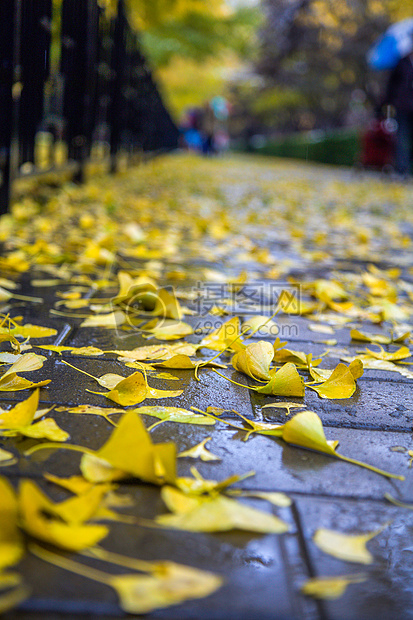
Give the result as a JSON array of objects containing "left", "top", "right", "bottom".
[{"left": 100, "top": 0, "right": 413, "bottom": 134}]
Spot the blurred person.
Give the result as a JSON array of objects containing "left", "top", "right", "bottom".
[{"left": 382, "top": 51, "right": 413, "bottom": 176}]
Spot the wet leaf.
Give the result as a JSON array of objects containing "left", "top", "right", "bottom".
[
  {"left": 80, "top": 310, "right": 126, "bottom": 328},
  {"left": 199, "top": 317, "right": 243, "bottom": 351},
  {"left": 365, "top": 345, "right": 411, "bottom": 362},
  {"left": 281, "top": 411, "right": 403, "bottom": 480},
  {"left": 115, "top": 342, "right": 199, "bottom": 362},
  {"left": 232, "top": 340, "right": 274, "bottom": 381},
  {"left": 152, "top": 354, "right": 226, "bottom": 371},
  {"left": 308, "top": 363, "right": 361, "bottom": 399},
  {"left": 135, "top": 405, "right": 215, "bottom": 426},
  {"left": 30, "top": 544, "right": 223, "bottom": 615},
  {"left": 156, "top": 486, "right": 289, "bottom": 533},
  {"left": 18, "top": 480, "right": 109, "bottom": 551},
  {"left": 178, "top": 438, "right": 221, "bottom": 461},
  {"left": 81, "top": 410, "right": 176, "bottom": 485},
  {"left": 0, "top": 448, "right": 16, "bottom": 466},
  {"left": 313, "top": 525, "right": 388, "bottom": 564},
  {"left": 145, "top": 320, "right": 194, "bottom": 341},
  {"left": 261, "top": 402, "right": 305, "bottom": 415},
  {"left": 0, "top": 477, "right": 24, "bottom": 570},
  {"left": 256, "top": 363, "right": 305, "bottom": 397},
  {"left": 301, "top": 574, "right": 367, "bottom": 599},
  {"left": 241, "top": 315, "right": 279, "bottom": 336}
]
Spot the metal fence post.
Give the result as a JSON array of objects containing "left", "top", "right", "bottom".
[
  {"left": 109, "top": 0, "right": 126, "bottom": 173},
  {"left": 0, "top": 0, "right": 20, "bottom": 214}
]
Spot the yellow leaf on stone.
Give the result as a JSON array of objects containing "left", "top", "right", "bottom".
[
  {"left": 199, "top": 317, "right": 242, "bottom": 351},
  {"left": 281, "top": 411, "right": 403, "bottom": 480},
  {"left": 152, "top": 287, "right": 183, "bottom": 320},
  {"left": 115, "top": 342, "right": 199, "bottom": 362},
  {"left": 18, "top": 480, "right": 108, "bottom": 551},
  {"left": 232, "top": 341, "right": 274, "bottom": 381},
  {"left": 100, "top": 372, "right": 148, "bottom": 406},
  {"left": 350, "top": 329, "right": 392, "bottom": 344},
  {"left": 157, "top": 487, "right": 289, "bottom": 534},
  {"left": 0, "top": 390, "right": 39, "bottom": 428},
  {"left": 135, "top": 405, "right": 215, "bottom": 426},
  {"left": 308, "top": 363, "right": 359, "bottom": 399},
  {"left": 256, "top": 363, "right": 305, "bottom": 397},
  {"left": 2, "top": 353, "right": 46, "bottom": 376},
  {"left": 145, "top": 320, "right": 194, "bottom": 341},
  {"left": 5, "top": 324, "right": 57, "bottom": 339},
  {"left": 80, "top": 310, "right": 126, "bottom": 328},
  {"left": 44, "top": 473, "right": 96, "bottom": 495},
  {"left": 146, "top": 385, "right": 183, "bottom": 399},
  {"left": 0, "top": 447, "right": 16, "bottom": 465},
  {"left": 152, "top": 354, "right": 226, "bottom": 371},
  {"left": 273, "top": 347, "right": 321, "bottom": 369},
  {"left": 82, "top": 410, "right": 176, "bottom": 485},
  {"left": 30, "top": 544, "right": 223, "bottom": 615},
  {"left": 261, "top": 402, "right": 305, "bottom": 415},
  {"left": 301, "top": 574, "right": 367, "bottom": 599},
  {"left": 0, "top": 477, "right": 24, "bottom": 570},
  {"left": 10, "top": 418, "right": 69, "bottom": 442},
  {"left": 365, "top": 345, "right": 411, "bottom": 362},
  {"left": 313, "top": 526, "right": 388, "bottom": 564},
  {"left": 178, "top": 438, "right": 221, "bottom": 461},
  {"left": 80, "top": 453, "right": 127, "bottom": 484},
  {"left": 0, "top": 374, "right": 50, "bottom": 392}
]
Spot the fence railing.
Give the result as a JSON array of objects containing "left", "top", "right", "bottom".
[{"left": 0, "top": 0, "right": 179, "bottom": 213}]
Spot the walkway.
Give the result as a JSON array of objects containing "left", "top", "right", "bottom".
[{"left": 2, "top": 153, "right": 413, "bottom": 619}]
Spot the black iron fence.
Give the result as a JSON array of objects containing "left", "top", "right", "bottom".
[{"left": 0, "top": 0, "right": 179, "bottom": 213}]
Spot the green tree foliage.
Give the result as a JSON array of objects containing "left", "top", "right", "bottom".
[{"left": 239, "top": 0, "right": 410, "bottom": 132}]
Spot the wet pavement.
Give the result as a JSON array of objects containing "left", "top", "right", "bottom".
[{"left": 2, "top": 154, "right": 413, "bottom": 618}]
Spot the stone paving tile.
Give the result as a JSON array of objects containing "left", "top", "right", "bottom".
[{"left": 294, "top": 496, "right": 413, "bottom": 620}]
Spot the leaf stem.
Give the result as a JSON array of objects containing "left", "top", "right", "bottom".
[
  {"left": 337, "top": 454, "right": 405, "bottom": 480},
  {"left": 61, "top": 360, "right": 98, "bottom": 381},
  {"left": 82, "top": 546, "right": 155, "bottom": 574},
  {"left": 28, "top": 543, "right": 112, "bottom": 585},
  {"left": 24, "top": 442, "right": 95, "bottom": 458}
]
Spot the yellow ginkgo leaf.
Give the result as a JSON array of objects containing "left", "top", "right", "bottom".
[
  {"left": 152, "top": 354, "right": 226, "bottom": 371},
  {"left": 313, "top": 525, "right": 388, "bottom": 564},
  {"left": 5, "top": 324, "right": 57, "bottom": 339},
  {"left": 157, "top": 487, "right": 289, "bottom": 534},
  {"left": 176, "top": 468, "right": 254, "bottom": 496},
  {"left": 0, "top": 374, "right": 50, "bottom": 392},
  {"left": 44, "top": 473, "right": 97, "bottom": 495},
  {"left": 1, "top": 353, "right": 46, "bottom": 376},
  {"left": 97, "top": 372, "right": 148, "bottom": 406},
  {"left": 18, "top": 480, "right": 109, "bottom": 551},
  {"left": 308, "top": 363, "right": 359, "bottom": 399},
  {"left": 80, "top": 453, "right": 127, "bottom": 484},
  {"left": 7, "top": 418, "right": 69, "bottom": 442},
  {"left": 115, "top": 342, "right": 199, "bottom": 362},
  {"left": 301, "top": 574, "right": 367, "bottom": 599},
  {"left": 30, "top": 543, "right": 223, "bottom": 615},
  {"left": 232, "top": 341, "right": 274, "bottom": 381},
  {"left": 0, "top": 390, "right": 39, "bottom": 428},
  {"left": 178, "top": 437, "right": 221, "bottom": 461},
  {"left": 229, "top": 490, "right": 292, "bottom": 507},
  {"left": 0, "top": 477, "right": 24, "bottom": 570},
  {"left": 261, "top": 402, "right": 305, "bottom": 415},
  {"left": 256, "top": 363, "right": 305, "bottom": 397},
  {"left": 152, "top": 287, "right": 183, "bottom": 320},
  {"left": 80, "top": 311, "right": 126, "bottom": 328},
  {"left": 199, "top": 317, "right": 242, "bottom": 351},
  {"left": 0, "top": 447, "right": 16, "bottom": 465},
  {"left": 281, "top": 411, "right": 403, "bottom": 480},
  {"left": 145, "top": 320, "right": 194, "bottom": 341},
  {"left": 350, "top": 329, "right": 392, "bottom": 344},
  {"left": 135, "top": 405, "right": 215, "bottom": 426},
  {"left": 83, "top": 410, "right": 176, "bottom": 485},
  {"left": 365, "top": 345, "right": 411, "bottom": 362}
]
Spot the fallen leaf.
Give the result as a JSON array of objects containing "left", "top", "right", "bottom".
[
  {"left": 0, "top": 477, "right": 24, "bottom": 570},
  {"left": 256, "top": 363, "right": 305, "bottom": 397},
  {"left": 313, "top": 525, "right": 388, "bottom": 564},
  {"left": 135, "top": 405, "right": 215, "bottom": 426},
  {"left": 178, "top": 438, "right": 221, "bottom": 461},
  {"left": 199, "top": 317, "right": 243, "bottom": 351},
  {"left": 232, "top": 341, "right": 274, "bottom": 381},
  {"left": 308, "top": 362, "right": 361, "bottom": 399},
  {"left": 156, "top": 486, "right": 289, "bottom": 533},
  {"left": 18, "top": 480, "right": 109, "bottom": 551},
  {"left": 301, "top": 574, "right": 367, "bottom": 599}
]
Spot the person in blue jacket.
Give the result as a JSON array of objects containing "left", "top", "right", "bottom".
[{"left": 383, "top": 52, "right": 413, "bottom": 176}]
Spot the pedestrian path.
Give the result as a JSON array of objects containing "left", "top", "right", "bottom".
[{"left": 2, "top": 153, "right": 413, "bottom": 619}]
